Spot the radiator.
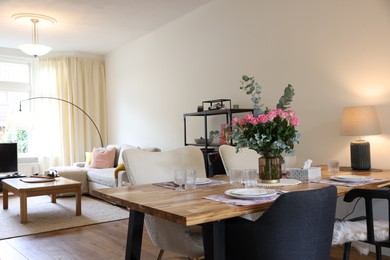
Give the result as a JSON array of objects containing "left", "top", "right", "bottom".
[{"left": 18, "top": 157, "right": 40, "bottom": 176}]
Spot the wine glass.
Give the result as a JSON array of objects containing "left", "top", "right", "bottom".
[
  {"left": 229, "top": 169, "right": 243, "bottom": 189},
  {"left": 174, "top": 170, "right": 187, "bottom": 191}
]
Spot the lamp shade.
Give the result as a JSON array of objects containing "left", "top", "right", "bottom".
[
  {"left": 18, "top": 44, "right": 51, "bottom": 57},
  {"left": 340, "top": 106, "right": 381, "bottom": 137}
]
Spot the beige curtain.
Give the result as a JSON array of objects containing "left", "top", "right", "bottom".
[{"left": 31, "top": 57, "right": 107, "bottom": 168}]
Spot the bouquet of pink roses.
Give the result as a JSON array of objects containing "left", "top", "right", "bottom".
[{"left": 229, "top": 75, "right": 300, "bottom": 157}]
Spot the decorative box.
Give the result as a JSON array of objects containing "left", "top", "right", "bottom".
[{"left": 287, "top": 167, "right": 321, "bottom": 181}]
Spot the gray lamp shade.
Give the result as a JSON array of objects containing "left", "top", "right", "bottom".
[
  {"left": 341, "top": 106, "right": 381, "bottom": 136},
  {"left": 340, "top": 106, "right": 381, "bottom": 171}
]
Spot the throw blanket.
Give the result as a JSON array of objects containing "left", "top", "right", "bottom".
[{"left": 333, "top": 219, "right": 389, "bottom": 255}]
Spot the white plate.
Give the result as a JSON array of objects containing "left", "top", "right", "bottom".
[
  {"left": 196, "top": 178, "right": 212, "bottom": 185},
  {"left": 330, "top": 175, "right": 372, "bottom": 182},
  {"left": 231, "top": 188, "right": 268, "bottom": 196},
  {"left": 225, "top": 188, "right": 277, "bottom": 199}
]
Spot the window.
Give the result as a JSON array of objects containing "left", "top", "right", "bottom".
[{"left": 0, "top": 58, "right": 31, "bottom": 154}]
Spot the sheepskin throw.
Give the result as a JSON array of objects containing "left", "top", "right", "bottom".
[{"left": 333, "top": 219, "right": 389, "bottom": 255}]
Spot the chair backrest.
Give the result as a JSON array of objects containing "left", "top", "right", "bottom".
[
  {"left": 122, "top": 146, "right": 206, "bottom": 185},
  {"left": 344, "top": 188, "right": 390, "bottom": 245},
  {"left": 122, "top": 145, "right": 205, "bottom": 258},
  {"left": 218, "top": 144, "right": 259, "bottom": 175},
  {"left": 225, "top": 185, "right": 337, "bottom": 260}
]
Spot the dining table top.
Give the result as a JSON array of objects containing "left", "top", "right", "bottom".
[{"left": 92, "top": 166, "right": 390, "bottom": 226}]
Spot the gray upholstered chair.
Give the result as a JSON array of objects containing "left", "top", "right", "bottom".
[
  {"left": 122, "top": 146, "right": 205, "bottom": 260},
  {"left": 218, "top": 144, "right": 259, "bottom": 175},
  {"left": 225, "top": 185, "right": 337, "bottom": 260}
]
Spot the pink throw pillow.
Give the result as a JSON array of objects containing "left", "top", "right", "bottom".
[{"left": 90, "top": 148, "right": 116, "bottom": 168}]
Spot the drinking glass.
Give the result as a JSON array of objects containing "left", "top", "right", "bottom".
[
  {"left": 174, "top": 170, "right": 187, "bottom": 191},
  {"left": 243, "top": 169, "right": 258, "bottom": 188},
  {"left": 328, "top": 160, "right": 340, "bottom": 175},
  {"left": 185, "top": 169, "right": 197, "bottom": 190},
  {"left": 229, "top": 169, "right": 243, "bottom": 189}
]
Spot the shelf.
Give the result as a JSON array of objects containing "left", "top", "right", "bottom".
[
  {"left": 183, "top": 108, "right": 254, "bottom": 177},
  {"left": 184, "top": 108, "right": 253, "bottom": 117}
]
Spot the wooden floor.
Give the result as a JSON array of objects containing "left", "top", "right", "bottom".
[{"left": 0, "top": 218, "right": 388, "bottom": 260}]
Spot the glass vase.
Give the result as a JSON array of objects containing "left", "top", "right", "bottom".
[{"left": 258, "top": 156, "right": 282, "bottom": 183}]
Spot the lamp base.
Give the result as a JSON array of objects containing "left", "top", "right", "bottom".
[
  {"left": 350, "top": 141, "right": 371, "bottom": 171},
  {"left": 340, "top": 166, "right": 382, "bottom": 172}
]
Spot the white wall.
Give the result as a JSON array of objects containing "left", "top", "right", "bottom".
[{"left": 105, "top": 0, "right": 390, "bottom": 169}]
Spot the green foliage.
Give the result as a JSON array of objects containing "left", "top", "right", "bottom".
[
  {"left": 240, "top": 75, "right": 263, "bottom": 113},
  {"left": 209, "top": 130, "right": 220, "bottom": 138},
  {"left": 276, "top": 84, "right": 295, "bottom": 110}
]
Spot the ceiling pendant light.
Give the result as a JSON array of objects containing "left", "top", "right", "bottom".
[{"left": 12, "top": 13, "right": 57, "bottom": 57}]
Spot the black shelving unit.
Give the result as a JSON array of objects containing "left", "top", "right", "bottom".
[{"left": 183, "top": 108, "right": 253, "bottom": 177}]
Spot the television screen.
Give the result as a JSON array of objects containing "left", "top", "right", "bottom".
[{"left": 0, "top": 143, "right": 18, "bottom": 173}]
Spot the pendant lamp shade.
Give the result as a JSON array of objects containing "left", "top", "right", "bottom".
[
  {"left": 18, "top": 43, "right": 52, "bottom": 57},
  {"left": 12, "top": 13, "right": 56, "bottom": 57}
]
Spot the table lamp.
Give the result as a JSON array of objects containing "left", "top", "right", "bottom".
[{"left": 340, "top": 106, "right": 381, "bottom": 171}]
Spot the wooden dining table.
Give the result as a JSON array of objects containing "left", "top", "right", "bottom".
[{"left": 92, "top": 167, "right": 390, "bottom": 260}]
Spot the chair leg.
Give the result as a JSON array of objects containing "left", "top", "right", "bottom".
[
  {"left": 375, "top": 245, "right": 382, "bottom": 260},
  {"left": 343, "top": 242, "right": 352, "bottom": 260},
  {"left": 157, "top": 249, "right": 164, "bottom": 260}
]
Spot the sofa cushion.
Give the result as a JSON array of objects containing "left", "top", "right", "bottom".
[
  {"left": 87, "top": 168, "right": 117, "bottom": 187},
  {"left": 85, "top": 152, "right": 93, "bottom": 166},
  {"left": 106, "top": 144, "right": 124, "bottom": 167},
  {"left": 90, "top": 147, "right": 116, "bottom": 168}
]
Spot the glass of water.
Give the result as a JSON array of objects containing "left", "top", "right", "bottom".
[
  {"left": 185, "top": 169, "right": 197, "bottom": 190},
  {"left": 174, "top": 170, "right": 187, "bottom": 191},
  {"left": 243, "top": 169, "right": 258, "bottom": 188},
  {"left": 229, "top": 169, "right": 243, "bottom": 189}
]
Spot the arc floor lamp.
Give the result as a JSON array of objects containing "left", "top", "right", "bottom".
[{"left": 19, "top": 97, "right": 104, "bottom": 147}]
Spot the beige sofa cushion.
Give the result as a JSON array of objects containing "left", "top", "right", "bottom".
[{"left": 87, "top": 167, "right": 117, "bottom": 187}]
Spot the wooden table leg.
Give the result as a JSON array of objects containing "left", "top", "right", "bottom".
[
  {"left": 202, "top": 220, "right": 226, "bottom": 260},
  {"left": 125, "top": 210, "right": 144, "bottom": 260},
  {"left": 75, "top": 188, "right": 81, "bottom": 216},
  {"left": 51, "top": 194, "right": 57, "bottom": 203},
  {"left": 2, "top": 187, "right": 8, "bottom": 209},
  {"left": 20, "top": 192, "right": 28, "bottom": 223}
]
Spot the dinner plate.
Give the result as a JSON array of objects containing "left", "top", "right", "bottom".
[
  {"left": 196, "top": 178, "right": 212, "bottom": 185},
  {"left": 225, "top": 188, "right": 277, "bottom": 199},
  {"left": 231, "top": 188, "right": 268, "bottom": 196},
  {"left": 330, "top": 175, "right": 372, "bottom": 182}
]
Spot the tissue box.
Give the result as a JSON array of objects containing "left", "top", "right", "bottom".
[{"left": 287, "top": 167, "right": 322, "bottom": 181}]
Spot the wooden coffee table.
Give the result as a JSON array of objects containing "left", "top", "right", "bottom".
[{"left": 2, "top": 177, "right": 82, "bottom": 223}]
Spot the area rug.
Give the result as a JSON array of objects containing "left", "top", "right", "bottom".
[{"left": 0, "top": 195, "right": 129, "bottom": 240}]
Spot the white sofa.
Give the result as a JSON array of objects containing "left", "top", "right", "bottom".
[{"left": 50, "top": 144, "right": 160, "bottom": 195}]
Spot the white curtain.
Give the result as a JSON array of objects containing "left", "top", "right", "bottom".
[{"left": 30, "top": 57, "right": 107, "bottom": 169}]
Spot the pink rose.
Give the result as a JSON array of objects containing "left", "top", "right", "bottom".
[
  {"left": 232, "top": 117, "right": 239, "bottom": 126},
  {"left": 287, "top": 110, "right": 295, "bottom": 117},
  {"left": 290, "top": 116, "right": 299, "bottom": 126},
  {"left": 279, "top": 111, "right": 289, "bottom": 119},
  {"left": 250, "top": 118, "right": 258, "bottom": 125},
  {"left": 258, "top": 114, "right": 268, "bottom": 123},
  {"left": 267, "top": 109, "right": 278, "bottom": 120}
]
